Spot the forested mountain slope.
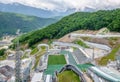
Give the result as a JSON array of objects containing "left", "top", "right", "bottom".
[
  {"left": 17, "top": 9, "right": 120, "bottom": 47},
  {"left": 0, "top": 12, "right": 57, "bottom": 37}
]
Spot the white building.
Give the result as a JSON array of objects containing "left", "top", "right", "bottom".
[
  {"left": 45, "top": 75, "right": 52, "bottom": 82},
  {"left": 31, "top": 72, "right": 43, "bottom": 82}
]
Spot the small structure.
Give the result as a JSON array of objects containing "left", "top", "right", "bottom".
[
  {"left": 0, "top": 73, "right": 7, "bottom": 82},
  {"left": 0, "top": 65, "right": 14, "bottom": 82},
  {"left": 8, "top": 54, "right": 15, "bottom": 60},
  {"left": 0, "top": 60, "right": 15, "bottom": 69},
  {"left": 45, "top": 75, "right": 52, "bottom": 82},
  {"left": 31, "top": 72, "right": 43, "bottom": 82},
  {"left": 22, "top": 59, "right": 32, "bottom": 82},
  {"left": 0, "top": 41, "right": 11, "bottom": 47},
  {"left": 24, "top": 49, "right": 31, "bottom": 57},
  {"left": 7, "top": 76, "right": 15, "bottom": 82}
]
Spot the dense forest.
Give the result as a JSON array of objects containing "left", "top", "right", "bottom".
[
  {"left": 16, "top": 9, "right": 120, "bottom": 47},
  {"left": 0, "top": 49, "right": 6, "bottom": 56},
  {"left": 0, "top": 12, "right": 57, "bottom": 37}
]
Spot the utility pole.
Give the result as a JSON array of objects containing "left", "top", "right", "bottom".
[{"left": 15, "top": 29, "right": 22, "bottom": 82}]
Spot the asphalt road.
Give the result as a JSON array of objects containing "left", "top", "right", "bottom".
[{"left": 71, "top": 33, "right": 120, "bottom": 38}]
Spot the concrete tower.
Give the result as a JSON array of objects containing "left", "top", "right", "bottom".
[
  {"left": 15, "top": 50, "right": 22, "bottom": 82},
  {"left": 15, "top": 29, "right": 22, "bottom": 82}
]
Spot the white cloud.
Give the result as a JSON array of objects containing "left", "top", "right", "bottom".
[{"left": 0, "top": 0, "right": 120, "bottom": 11}]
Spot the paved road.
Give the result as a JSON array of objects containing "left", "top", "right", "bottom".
[
  {"left": 0, "top": 41, "right": 11, "bottom": 46},
  {"left": 71, "top": 33, "right": 120, "bottom": 38},
  {"left": 85, "top": 41, "right": 111, "bottom": 51},
  {"left": 53, "top": 41, "right": 82, "bottom": 48}
]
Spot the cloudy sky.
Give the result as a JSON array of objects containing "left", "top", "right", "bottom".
[{"left": 0, "top": 0, "right": 120, "bottom": 12}]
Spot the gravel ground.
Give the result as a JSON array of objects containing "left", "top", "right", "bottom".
[{"left": 84, "top": 48, "right": 109, "bottom": 59}]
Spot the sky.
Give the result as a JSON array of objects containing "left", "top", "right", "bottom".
[{"left": 0, "top": 0, "right": 120, "bottom": 12}]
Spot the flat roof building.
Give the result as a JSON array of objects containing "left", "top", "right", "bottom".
[
  {"left": 31, "top": 72, "right": 43, "bottom": 82},
  {"left": 45, "top": 75, "right": 52, "bottom": 82}
]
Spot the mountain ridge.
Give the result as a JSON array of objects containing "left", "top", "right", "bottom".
[
  {"left": 0, "top": 2, "right": 98, "bottom": 18},
  {"left": 0, "top": 3, "right": 75, "bottom": 18},
  {"left": 0, "top": 11, "right": 58, "bottom": 37}
]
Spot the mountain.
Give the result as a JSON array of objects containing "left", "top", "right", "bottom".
[
  {"left": 0, "top": 3, "right": 75, "bottom": 18},
  {"left": 0, "top": 3, "right": 56, "bottom": 18},
  {"left": 0, "top": 12, "right": 57, "bottom": 37},
  {"left": 15, "top": 9, "right": 120, "bottom": 47},
  {"left": 0, "top": 3, "right": 96, "bottom": 18}
]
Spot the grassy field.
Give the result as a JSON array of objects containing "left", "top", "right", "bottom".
[
  {"left": 74, "top": 40, "right": 89, "bottom": 48},
  {"left": 0, "top": 55, "right": 6, "bottom": 60},
  {"left": 30, "top": 48, "right": 39, "bottom": 55},
  {"left": 98, "top": 45, "right": 120, "bottom": 65},
  {"left": 48, "top": 55, "right": 66, "bottom": 65},
  {"left": 57, "top": 70, "right": 80, "bottom": 82}
]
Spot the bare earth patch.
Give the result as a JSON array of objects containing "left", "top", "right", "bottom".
[{"left": 58, "top": 34, "right": 75, "bottom": 42}]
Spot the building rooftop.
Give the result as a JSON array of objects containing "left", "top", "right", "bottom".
[
  {"left": 45, "top": 75, "right": 52, "bottom": 82},
  {"left": 0, "top": 65, "right": 14, "bottom": 78},
  {"left": 0, "top": 60, "right": 15, "bottom": 68},
  {"left": 31, "top": 72, "right": 43, "bottom": 82}
]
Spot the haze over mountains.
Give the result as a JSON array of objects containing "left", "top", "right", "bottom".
[
  {"left": 0, "top": 0, "right": 120, "bottom": 17},
  {"left": 0, "top": 0, "right": 120, "bottom": 18},
  {"left": 0, "top": 3, "right": 75, "bottom": 18}
]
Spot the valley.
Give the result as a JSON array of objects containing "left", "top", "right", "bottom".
[{"left": 0, "top": 12, "right": 58, "bottom": 37}]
